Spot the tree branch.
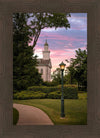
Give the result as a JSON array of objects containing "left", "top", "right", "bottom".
[{"left": 32, "top": 29, "right": 41, "bottom": 48}]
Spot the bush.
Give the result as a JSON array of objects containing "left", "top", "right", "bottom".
[
  {"left": 47, "top": 91, "right": 61, "bottom": 99},
  {"left": 42, "top": 81, "right": 57, "bottom": 86},
  {"left": 78, "top": 86, "right": 87, "bottom": 91},
  {"left": 64, "top": 87, "right": 78, "bottom": 99},
  {"left": 13, "top": 91, "right": 46, "bottom": 100},
  {"left": 47, "top": 87, "right": 78, "bottom": 99},
  {"left": 62, "top": 84, "right": 78, "bottom": 88},
  {"left": 27, "top": 86, "right": 58, "bottom": 94},
  {"left": 13, "top": 85, "right": 78, "bottom": 100}
]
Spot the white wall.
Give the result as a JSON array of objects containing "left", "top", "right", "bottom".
[
  {"left": 37, "top": 66, "right": 51, "bottom": 82},
  {"left": 43, "top": 51, "right": 50, "bottom": 60}
]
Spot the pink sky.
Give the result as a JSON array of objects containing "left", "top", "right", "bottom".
[{"left": 33, "top": 13, "right": 87, "bottom": 74}]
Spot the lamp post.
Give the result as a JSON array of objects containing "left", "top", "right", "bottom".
[{"left": 59, "top": 61, "right": 66, "bottom": 118}]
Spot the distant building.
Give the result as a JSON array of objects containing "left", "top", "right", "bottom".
[{"left": 36, "top": 40, "right": 52, "bottom": 82}]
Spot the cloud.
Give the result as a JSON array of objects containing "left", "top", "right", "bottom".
[
  {"left": 34, "top": 46, "right": 43, "bottom": 58},
  {"left": 50, "top": 48, "right": 77, "bottom": 73},
  {"left": 40, "top": 33, "right": 84, "bottom": 43},
  {"left": 30, "top": 13, "right": 87, "bottom": 73},
  {"left": 42, "top": 27, "right": 57, "bottom": 32},
  {"left": 68, "top": 13, "right": 87, "bottom": 31}
]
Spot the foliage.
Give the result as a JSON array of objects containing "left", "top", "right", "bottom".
[
  {"left": 63, "top": 84, "right": 78, "bottom": 88},
  {"left": 51, "top": 68, "right": 61, "bottom": 85},
  {"left": 29, "top": 13, "right": 70, "bottom": 47},
  {"left": 13, "top": 108, "right": 19, "bottom": 125},
  {"left": 47, "top": 91, "right": 61, "bottom": 99},
  {"left": 66, "top": 48, "right": 87, "bottom": 88},
  {"left": 51, "top": 68, "right": 66, "bottom": 85},
  {"left": 13, "top": 85, "right": 78, "bottom": 100},
  {"left": 42, "top": 81, "right": 57, "bottom": 86},
  {"left": 64, "top": 87, "right": 78, "bottom": 99},
  {"left": 64, "top": 67, "right": 77, "bottom": 84},
  {"left": 78, "top": 92, "right": 87, "bottom": 100},
  {"left": 13, "top": 91, "right": 46, "bottom": 100},
  {"left": 27, "top": 86, "right": 58, "bottom": 93},
  {"left": 13, "top": 13, "right": 43, "bottom": 91}
]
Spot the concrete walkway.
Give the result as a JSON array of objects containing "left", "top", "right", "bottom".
[{"left": 13, "top": 103, "right": 54, "bottom": 125}]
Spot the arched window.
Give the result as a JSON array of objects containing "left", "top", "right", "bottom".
[{"left": 41, "top": 68, "right": 43, "bottom": 74}]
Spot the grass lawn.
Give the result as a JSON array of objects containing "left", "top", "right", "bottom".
[
  {"left": 13, "top": 108, "right": 19, "bottom": 125},
  {"left": 13, "top": 92, "right": 87, "bottom": 125}
]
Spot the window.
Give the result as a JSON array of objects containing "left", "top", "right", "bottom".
[{"left": 41, "top": 68, "right": 43, "bottom": 74}]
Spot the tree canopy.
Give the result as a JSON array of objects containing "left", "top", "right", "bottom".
[
  {"left": 66, "top": 48, "right": 87, "bottom": 88},
  {"left": 13, "top": 13, "right": 43, "bottom": 91},
  {"left": 51, "top": 48, "right": 87, "bottom": 89},
  {"left": 51, "top": 68, "right": 61, "bottom": 85},
  {"left": 28, "top": 13, "right": 70, "bottom": 47}
]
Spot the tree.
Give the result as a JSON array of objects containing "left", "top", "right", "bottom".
[
  {"left": 13, "top": 13, "right": 43, "bottom": 91},
  {"left": 29, "top": 13, "right": 70, "bottom": 47},
  {"left": 66, "top": 48, "right": 87, "bottom": 88},
  {"left": 65, "top": 59, "right": 77, "bottom": 84},
  {"left": 51, "top": 68, "right": 61, "bottom": 85},
  {"left": 66, "top": 66, "right": 77, "bottom": 84},
  {"left": 51, "top": 68, "right": 67, "bottom": 85}
]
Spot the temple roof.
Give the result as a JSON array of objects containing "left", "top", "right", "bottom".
[
  {"left": 37, "top": 59, "right": 52, "bottom": 68},
  {"left": 44, "top": 39, "right": 48, "bottom": 46}
]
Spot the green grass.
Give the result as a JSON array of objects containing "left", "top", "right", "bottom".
[
  {"left": 13, "top": 92, "right": 87, "bottom": 125},
  {"left": 78, "top": 92, "right": 87, "bottom": 99},
  {"left": 13, "top": 108, "right": 19, "bottom": 125}
]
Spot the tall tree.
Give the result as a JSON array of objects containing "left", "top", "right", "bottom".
[
  {"left": 66, "top": 48, "right": 87, "bottom": 88},
  {"left": 13, "top": 13, "right": 43, "bottom": 91},
  {"left": 51, "top": 68, "right": 67, "bottom": 85},
  {"left": 51, "top": 68, "right": 61, "bottom": 85}
]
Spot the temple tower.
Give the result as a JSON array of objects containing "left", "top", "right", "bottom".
[{"left": 43, "top": 39, "right": 50, "bottom": 60}]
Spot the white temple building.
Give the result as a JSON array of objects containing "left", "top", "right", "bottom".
[{"left": 36, "top": 40, "right": 52, "bottom": 82}]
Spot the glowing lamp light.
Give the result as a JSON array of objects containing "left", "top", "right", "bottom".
[
  {"left": 59, "top": 61, "right": 66, "bottom": 118},
  {"left": 59, "top": 62, "right": 66, "bottom": 70}
]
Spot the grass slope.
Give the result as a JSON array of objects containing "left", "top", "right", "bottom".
[{"left": 13, "top": 93, "right": 87, "bottom": 125}]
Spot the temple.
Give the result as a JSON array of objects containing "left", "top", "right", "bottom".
[{"left": 36, "top": 40, "right": 52, "bottom": 82}]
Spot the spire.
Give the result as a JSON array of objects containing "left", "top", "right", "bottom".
[
  {"left": 43, "top": 39, "right": 50, "bottom": 59},
  {"left": 44, "top": 39, "right": 48, "bottom": 46}
]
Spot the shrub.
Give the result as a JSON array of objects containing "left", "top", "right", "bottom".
[
  {"left": 47, "top": 87, "right": 78, "bottom": 99},
  {"left": 58, "top": 84, "right": 78, "bottom": 88},
  {"left": 13, "top": 85, "right": 78, "bottom": 100},
  {"left": 47, "top": 91, "right": 61, "bottom": 99},
  {"left": 78, "top": 86, "right": 87, "bottom": 91},
  {"left": 27, "top": 86, "right": 58, "bottom": 94},
  {"left": 13, "top": 91, "right": 46, "bottom": 100},
  {"left": 64, "top": 87, "right": 78, "bottom": 99},
  {"left": 42, "top": 81, "right": 56, "bottom": 86}
]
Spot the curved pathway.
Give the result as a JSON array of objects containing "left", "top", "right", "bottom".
[{"left": 13, "top": 103, "right": 54, "bottom": 125}]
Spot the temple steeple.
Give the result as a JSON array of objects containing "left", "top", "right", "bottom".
[
  {"left": 36, "top": 40, "right": 52, "bottom": 82},
  {"left": 43, "top": 39, "right": 50, "bottom": 60}
]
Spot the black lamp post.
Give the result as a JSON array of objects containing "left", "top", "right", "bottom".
[{"left": 59, "top": 61, "right": 66, "bottom": 118}]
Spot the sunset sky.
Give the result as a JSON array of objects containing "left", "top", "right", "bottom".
[{"left": 33, "top": 13, "right": 87, "bottom": 74}]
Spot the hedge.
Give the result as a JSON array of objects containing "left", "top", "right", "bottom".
[
  {"left": 64, "top": 87, "right": 78, "bottom": 99},
  {"left": 13, "top": 91, "right": 46, "bottom": 100},
  {"left": 27, "top": 86, "right": 59, "bottom": 93},
  {"left": 13, "top": 85, "right": 78, "bottom": 100},
  {"left": 47, "top": 91, "right": 61, "bottom": 99}
]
